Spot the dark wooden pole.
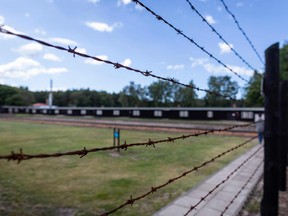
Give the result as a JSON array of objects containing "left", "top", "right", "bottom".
[
  {"left": 261, "top": 43, "right": 280, "bottom": 216},
  {"left": 279, "top": 80, "right": 288, "bottom": 191}
]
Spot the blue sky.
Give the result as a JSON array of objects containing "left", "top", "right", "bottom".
[{"left": 0, "top": 0, "right": 287, "bottom": 98}]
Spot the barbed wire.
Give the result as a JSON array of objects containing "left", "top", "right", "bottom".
[
  {"left": 100, "top": 136, "right": 256, "bottom": 215},
  {"left": 184, "top": 0, "right": 257, "bottom": 72},
  {"left": 0, "top": 122, "right": 255, "bottom": 163},
  {"left": 0, "top": 26, "right": 237, "bottom": 101},
  {"left": 131, "top": 0, "right": 250, "bottom": 83},
  {"left": 184, "top": 145, "right": 263, "bottom": 216},
  {"left": 218, "top": 0, "right": 264, "bottom": 65},
  {"left": 219, "top": 159, "right": 263, "bottom": 216}
]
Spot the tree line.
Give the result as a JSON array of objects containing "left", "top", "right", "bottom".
[
  {"left": 0, "top": 75, "right": 247, "bottom": 107},
  {"left": 1, "top": 43, "right": 287, "bottom": 108}
]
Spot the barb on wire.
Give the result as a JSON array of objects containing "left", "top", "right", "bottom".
[
  {"left": 184, "top": 145, "right": 263, "bottom": 216},
  {"left": 100, "top": 136, "right": 257, "bottom": 216},
  {"left": 218, "top": 0, "right": 264, "bottom": 65},
  {"left": 131, "top": 0, "right": 250, "bottom": 83},
  {"left": 0, "top": 26, "right": 236, "bottom": 101},
  {"left": 220, "top": 159, "right": 264, "bottom": 216},
  {"left": 0, "top": 122, "right": 255, "bottom": 163},
  {"left": 185, "top": 0, "right": 257, "bottom": 72}
]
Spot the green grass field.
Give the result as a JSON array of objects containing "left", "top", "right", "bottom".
[{"left": 0, "top": 120, "right": 256, "bottom": 216}]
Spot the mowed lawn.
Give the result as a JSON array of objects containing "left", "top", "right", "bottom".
[{"left": 0, "top": 120, "right": 256, "bottom": 216}]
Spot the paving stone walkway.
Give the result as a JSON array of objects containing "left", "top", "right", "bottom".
[{"left": 153, "top": 145, "right": 264, "bottom": 216}]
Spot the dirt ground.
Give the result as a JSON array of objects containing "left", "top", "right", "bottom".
[{"left": 239, "top": 169, "right": 288, "bottom": 216}]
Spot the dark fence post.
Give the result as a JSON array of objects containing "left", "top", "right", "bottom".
[
  {"left": 261, "top": 43, "right": 280, "bottom": 216},
  {"left": 113, "top": 128, "right": 116, "bottom": 147},
  {"left": 117, "top": 129, "right": 120, "bottom": 152},
  {"left": 279, "top": 80, "right": 288, "bottom": 191},
  {"left": 113, "top": 128, "right": 120, "bottom": 152}
]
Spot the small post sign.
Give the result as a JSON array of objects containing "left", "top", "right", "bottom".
[{"left": 113, "top": 128, "right": 120, "bottom": 151}]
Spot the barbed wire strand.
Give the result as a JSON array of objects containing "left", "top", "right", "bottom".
[
  {"left": 131, "top": 0, "right": 250, "bottom": 83},
  {"left": 219, "top": 159, "right": 264, "bottom": 216},
  {"left": 100, "top": 136, "right": 257, "bottom": 216},
  {"left": 184, "top": 0, "right": 257, "bottom": 72},
  {"left": 218, "top": 0, "right": 264, "bottom": 65},
  {"left": 184, "top": 145, "right": 263, "bottom": 216},
  {"left": 0, "top": 122, "right": 255, "bottom": 163},
  {"left": 0, "top": 26, "right": 237, "bottom": 101}
]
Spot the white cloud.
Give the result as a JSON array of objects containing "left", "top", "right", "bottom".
[
  {"left": 227, "top": 65, "right": 254, "bottom": 76},
  {"left": 0, "top": 15, "right": 4, "bottom": 25},
  {"left": 166, "top": 64, "right": 184, "bottom": 70},
  {"left": 122, "top": 0, "right": 131, "bottom": 4},
  {"left": 85, "top": 21, "right": 122, "bottom": 32},
  {"left": 204, "top": 63, "right": 253, "bottom": 76},
  {"left": 117, "top": 0, "right": 143, "bottom": 10},
  {"left": 34, "top": 28, "right": 46, "bottom": 35},
  {"left": 190, "top": 57, "right": 253, "bottom": 76},
  {"left": 135, "top": 4, "right": 144, "bottom": 10},
  {"left": 218, "top": 42, "right": 233, "bottom": 54},
  {"left": 50, "top": 37, "right": 77, "bottom": 46},
  {"left": 88, "top": 0, "right": 100, "bottom": 3},
  {"left": 205, "top": 15, "right": 216, "bottom": 25},
  {"left": 43, "top": 53, "right": 62, "bottom": 62},
  {"left": 84, "top": 55, "right": 108, "bottom": 65},
  {"left": 117, "top": 0, "right": 132, "bottom": 6},
  {"left": 16, "top": 42, "right": 43, "bottom": 56},
  {"left": 122, "top": 58, "right": 132, "bottom": 67},
  {"left": 76, "top": 48, "right": 87, "bottom": 54},
  {"left": 0, "top": 57, "right": 67, "bottom": 80},
  {"left": 0, "top": 25, "right": 21, "bottom": 40},
  {"left": 24, "top": 13, "right": 30, "bottom": 17},
  {"left": 190, "top": 57, "right": 208, "bottom": 68}
]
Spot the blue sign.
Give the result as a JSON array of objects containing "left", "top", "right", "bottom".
[{"left": 114, "top": 131, "right": 119, "bottom": 138}]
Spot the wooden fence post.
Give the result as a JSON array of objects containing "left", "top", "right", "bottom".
[
  {"left": 261, "top": 43, "right": 280, "bottom": 216},
  {"left": 279, "top": 80, "right": 288, "bottom": 191}
]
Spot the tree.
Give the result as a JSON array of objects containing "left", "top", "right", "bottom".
[
  {"left": 0, "top": 85, "right": 34, "bottom": 105},
  {"left": 244, "top": 72, "right": 263, "bottom": 107},
  {"left": 0, "top": 85, "right": 18, "bottom": 105},
  {"left": 244, "top": 43, "right": 288, "bottom": 107},
  {"left": 174, "top": 80, "right": 198, "bottom": 107},
  {"left": 18, "top": 87, "right": 35, "bottom": 105},
  {"left": 118, "top": 82, "right": 148, "bottom": 107},
  {"left": 148, "top": 80, "right": 179, "bottom": 107},
  {"left": 34, "top": 91, "right": 48, "bottom": 104},
  {"left": 280, "top": 42, "right": 288, "bottom": 80},
  {"left": 204, "top": 75, "right": 239, "bottom": 107},
  {"left": 98, "top": 91, "right": 115, "bottom": 107}
]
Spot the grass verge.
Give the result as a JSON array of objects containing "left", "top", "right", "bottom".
[{"left": 0, "top": 120, "right": 256, "bottom": 216}]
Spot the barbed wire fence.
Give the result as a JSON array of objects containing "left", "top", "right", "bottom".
[
  {"left": 218, "top": 0, "right": 265, "bottom": 65},
  {"left": 101, "top": 136, "right": 258, "bottom": 216},
  {"left": 183, "top": 145, "right": 263, "bottom": 215},
  {"left": 131, "top": 0, "right": 251, "bottom": 84},
  {"left": 0, "top": 26, "right": 240, "bottom": 101},
  {"left": 0, "top": 116, "right": 261, "bottom": 215},
  {"left": 220, "top": 160, "right": 264, "bottom": 216},
  {"left": 0, "top": 122, "right": 255, "bottom": 163},
  {"left": 184, "top": 0, "right": 257, "bottom": 73}
]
